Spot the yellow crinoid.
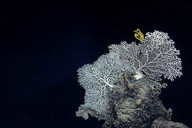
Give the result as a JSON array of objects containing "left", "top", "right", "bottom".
[{"left": 134, "top": 29, "right": 144, "bottom": 42}]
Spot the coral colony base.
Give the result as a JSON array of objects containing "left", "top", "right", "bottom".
[{"left": 76, "top": 30, "right": 188, "bottom": 128}]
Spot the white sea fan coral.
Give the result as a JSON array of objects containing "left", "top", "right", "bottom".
[
  {"left": 77, "top": 53, "right": 121, "bottom": 117},
  {"left": 109, "top": 30, "right": 182, "bottom": 81},
  {"left": 76, "top": 30, "right": 182, "bottom": 120}
]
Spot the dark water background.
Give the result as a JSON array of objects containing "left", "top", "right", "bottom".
[{"left": 0, "top": 0, "right": 192, "bottom": 128}]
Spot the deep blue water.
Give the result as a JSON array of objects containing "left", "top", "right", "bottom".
[{"left": 0, "top": 0, "right": 192, "bottom": 128}]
